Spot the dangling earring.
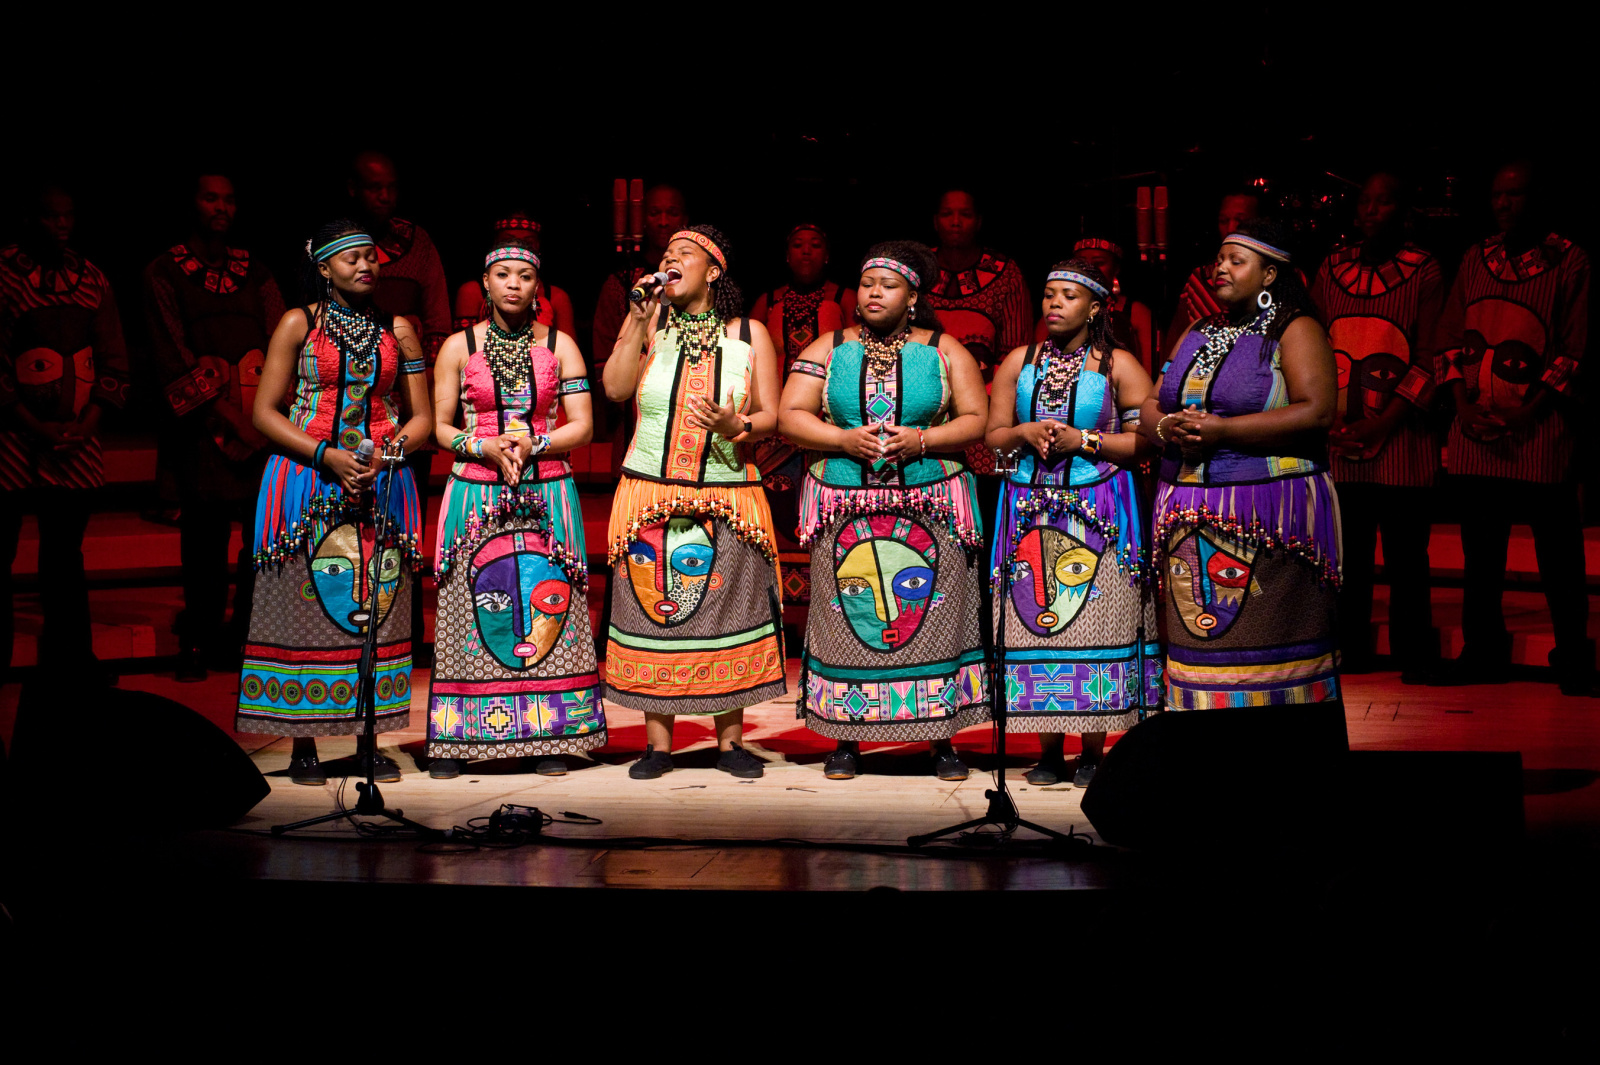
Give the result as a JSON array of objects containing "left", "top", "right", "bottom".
[
  {"left": 1257, "top": 288, "right": 1273, "bottom": 310},
  {"left": 853, "top": 304, "right": 864, "bottom": 322}
]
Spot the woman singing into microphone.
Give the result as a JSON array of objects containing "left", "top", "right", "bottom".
[
  {"left": 601, "top": 225, "right": 785, "bottom": 780},
  {"left": 236, "top": 220, "right": 432, "bottom": 785}
]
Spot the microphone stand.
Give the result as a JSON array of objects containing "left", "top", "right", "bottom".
[
  {"left": 274, "top": 437, "right": 440, "bottom": 838},
  {"left": 909, "top": 448, "right": 1077, "bottom": 849}
]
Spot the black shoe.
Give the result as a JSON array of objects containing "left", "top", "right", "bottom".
[
  {"left": 823, "top": 747, "right": 859, "bottom": 780},
  {"left": 1424, "top": 654, "right": 1511, "bottom": 687},
  {"left": 933, "top": 749, "right": 969, "bottom": 781},
  {"left": 628, "top": 744, "right": 674, "bottom": 780},
  {"left": 1550, "top": 641, "right": 1599, "bottom": 697},
  {"left": 534, "top": 758, "right": 568, "bottom": 776},
  {"left": 1024, "top": 763, "right": 1064, "bottom": 786},
  {"left": 289, "top": 753, "right": 327, "bottom": 786},
  {"left": 429, "top": 758, "right": 460, "bottom": 780},
  {"left": 716, "top": 742, "right": 764, "bottom": 779},
  {"left": 1073, "top": 761, "right": 1098, "bottom": 788},
  {"left": 173, "top": 647, "right": 208, "bottom": 683},
  {"left": 360, "top": 750, "right": 403, "bottom": 783}
]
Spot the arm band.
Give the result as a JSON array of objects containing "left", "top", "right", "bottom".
[{"left": 313, "top": 441, "right": 329, "bottom": 469}]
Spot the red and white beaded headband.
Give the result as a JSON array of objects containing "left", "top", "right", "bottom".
[
  {"left": 861, "top": 257, "right": 920, "bottom": 288},
  {"left": 485, "top": 246, "right": 541, "bottom": 269},
  {"left": 670, "top": 230, "right": 726, "bottom": 269},
  {"left": 1222, "top": 233, "right": 1292, "bottom": 263},
  {"left": 1074, "top": 237, "right": 1123, "bottom": 259},
  {"left": 494, "top": 216, "right": 541, "bottom": 233}
]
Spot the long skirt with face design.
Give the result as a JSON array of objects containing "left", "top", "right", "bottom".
[
  {"left": 1153, "top": 472, "right": 1343, "bottom": 709},
  {"left": 425, "top": 474, "right": 605, "bottom": 760},
  {"left": 603, "top": 476, "right": 788, "bottom": 715},
  {"left": 235, "top": 454, "right": 424, "bottom": 736},
  {"left": 796, "top": 471, "right": 991, "bottom": 742},
  {"left": 991, "top": 471, "right": 1161, "bottom": 735}
]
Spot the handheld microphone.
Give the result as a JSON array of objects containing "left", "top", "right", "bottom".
[
  {"left": 354, "top": 438, "right": 374, "bottom": 467},
  {"left": 629, "top": 272, "right": 670, "bottom": 304}
]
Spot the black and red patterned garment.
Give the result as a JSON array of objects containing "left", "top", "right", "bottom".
[
  {"left": 144, "top": 242, "right": 286, "bottom": 497},
  {"left": 370, "top": 217, "right": 452, "bottom": 361},
  {"left": 925, "top": 248, "right": 1031, "bottom": 370},
  {"left": 1438, "top": 232, "right": 1590, "bottom": 483},
  {"left": 1312, "top": 242, "right": 1445, "bottom": 487},
  {"left": 0, "top": 244, "right": 131, "bottom": 490}
]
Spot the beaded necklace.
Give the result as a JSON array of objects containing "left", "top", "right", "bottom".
[
  {"left": 484, "top": 315, "right": 534, "bottom": 394},
  {"left": 1036, "top": 338, "right": 1090, "bottom": 409},
  {"left": 860, "top": 320, "right": 912, "bottom": 379},
  {"left": 669, "top": 307, "right": 723, "bottom": 368},
  {"left": 1190, "top": 303, "right": 1277, "bottom": 379},
  {"left": 324, "top": 297, "right": 383, "bottom": 378}
]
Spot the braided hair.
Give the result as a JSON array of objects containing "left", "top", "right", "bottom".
[
  {"left": 1046, "top": 258, "right": 1116, "bottom": 357},
  {"left": 302, "top": 217, "right": 368, "bottom": 307},
  {"left": 859, "top": 241, "right": 941, "bottom": 329},
  {"left": 680, "top": 223, "right": 742, "bottom": 320},
  {"left": 1228, "top": 218, "right": 1313, "bottom": 347}
]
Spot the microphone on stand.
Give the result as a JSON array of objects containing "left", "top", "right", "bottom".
[
  {"left": 1136, "top": 186, "right": 1153, "bottom": 262},
  {"left": 629, "top": 272, "right": 670, "bottom": 304},
  {"left": 628, "top": 178, "right": 645, "bottom": 253},
  {"left": 611, "top": 179, "right": 627, "bottom": 254},
  {"left": 1154, "top": 186, "right": 1170, "bottom": 262}
]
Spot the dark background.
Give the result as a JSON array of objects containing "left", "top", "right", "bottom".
[{"left": 4, "top": 26, "right": 1589, "bottom": 416}]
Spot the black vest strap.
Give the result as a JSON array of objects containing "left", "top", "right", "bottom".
[
  {"left": 929, "top": 331, "right": 943, "bottom": 350},
  {"left": 1024, "top": 342, "right": 1039, "bottom": 367},
  {"left": 830, "top": 282, "right": 846, "bottom": 305},
  {"left": 655, "top": 303, "right": 670, "bottom": 330},
  {"left": 739, "top": 316, "right": 752, "bottom": 344},
  {"left": 465, "top": 324, "right": 477, "bottom": 354},
  {"left": 832, "top": 328, "right": 844, "bottom": 347}
]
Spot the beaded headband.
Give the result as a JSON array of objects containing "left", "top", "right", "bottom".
[
  {"left": 1222, "top": 233, "right": 1292, "bottom": 263},
  {"left": 485, "top": 246, "right": 541, "bottom": 270},
  {"left": 313, "top": 233, "right": 375, "bottom": 262},
  {"left": 1046, "top": 270, "right": 1110, "bottom": 300},
  {"left": 788, "top": 223, "right": 826, "bottom": 239},
  {"left": 493, "top": 216, "right": 541, "bottom": 233},
  {"left": 670, "top": 230, "right": 727, "bottom": 269},
  {"left": 1074, "top": 237, "right": 1123, "bottom": 259},
  {"left": 861, "top": 257, "right": 921, "bottom": 288}
]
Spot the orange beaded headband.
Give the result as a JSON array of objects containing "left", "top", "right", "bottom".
[{"left": 670, "top": 230, "right": 726, "bottom": 269}]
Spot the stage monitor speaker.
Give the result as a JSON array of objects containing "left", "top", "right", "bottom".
[
  {"left": 1081, "top": 703, "right": 1350, "bottom": 851},
  {"left": 6, "top": 684, "right": 270, "bottom": 830}
]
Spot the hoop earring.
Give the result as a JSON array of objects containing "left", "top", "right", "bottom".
[
  {"left": 854, "top": 305, "right": 864, "bottom": 322},
  {"left": 1257, "top": 288, "right": 1274, "bottom": 310}
]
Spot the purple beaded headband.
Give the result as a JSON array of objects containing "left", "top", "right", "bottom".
[
  {"left": 485, "top": 246, "right": 541, "bottom": 270},
  {"left": 1046, "top": 270, "right": 1110, "bottom": 300},
  {"left": 1222, "top": 233, "right": 1292, "bottom": 263},
  {"left": 861, "top": 257, "right": 920, "bottom": 288}
]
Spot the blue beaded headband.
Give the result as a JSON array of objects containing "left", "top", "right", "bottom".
[
  {"left": 1046, "top": 270, "right": 1110, "bottom": 300},
  {"left": 1222, "top": 233, "right": 1292, "bottom": 263},
  {"left": 485, "top": 246, "right": 541, "bottom": 269},
  {"left": 313, "top": 233, "right": 375, "bottom": 262},
  {"left": 861, "top": 257, "right": 920, "bottom": 288}
]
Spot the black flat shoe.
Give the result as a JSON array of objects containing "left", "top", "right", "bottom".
[
  {"left": 360, "top": 750, "right": 403, "bottom": 783},
  {"left": 289, "top": 754, "right": 327, "bottom": 786},
  {"left": 628, "top": 744, "right": 674, "bottom": 780},
  {"left": 933, "top": 750, "right": 969, "bottom": 781},
  {"left": 534, "top": 758, "right": 568, "bottom": 776},
  {"left": 823, "top": 747, "right": 859, "bottom": 780},
  {"left": 1024, "top": 763, "right": 1064, "bottom": 786},
  {"left": 429, "top": 758, "right": 460, "bottom": 780},
  {"left": 1073, "top": 761, "right": 1098, "bottom": 788},
  {"left": 716, "top": 743, "right": 764, "bottom": 779}
]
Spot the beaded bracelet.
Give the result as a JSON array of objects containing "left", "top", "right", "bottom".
[
  {"left": 313, "top": 441, "right": 329, "bottom": 469},
  {"left": 917, "top": 429, "right": 926, "bottom": 458},
  {"left": 471, "top": 437, "right": 485, "bottom": 458},
  {"left": 1079, "top": 429, "right": 1103, "bottom": 458},
  {"left": 1154, "top": 413, "right": 1178, "bottom": 444},
  {"left": 530, "top": 434, "right": 552, "bottom": 456},
  {"left": 450, "top": 432, "right": 470, "bottom": 455}
]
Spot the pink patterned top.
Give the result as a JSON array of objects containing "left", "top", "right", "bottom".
[{"left": 453, "top": 326, "right": 571, "bottom": 485}]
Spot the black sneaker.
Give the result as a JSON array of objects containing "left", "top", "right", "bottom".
[
  {"left": 933, "top": 749, "right": 969, "bottom": 781},
  {"left": 1073, "top": 761, "right": 1098, "bottom": 788},
  {"left": 174, "top": 647, "right": 208, "bottom": 683},
  {"left": 534, "top": 758, "right": 568, "bottom": 776},
  {"left": 628, "top": 744, "right": 674, "bottom": 780},
  {"left": 429, "top": 758, "right": 460, "bottom": 780},
  {"left": 823, "top": 747, "right": 859, "bottom": 780},
  {"left": 1024, "top": 763, "right": 1064, "bottom": 786},
  {"left": 716, "top": 743, "right": 764, "bottom": 779},
  {"left": 289, "top": 753, "right": 327, "bottom": 786}
]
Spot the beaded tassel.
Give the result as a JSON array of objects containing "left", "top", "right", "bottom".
[{"left": 669, "top": 307, "right": 723, "bottom": 368}]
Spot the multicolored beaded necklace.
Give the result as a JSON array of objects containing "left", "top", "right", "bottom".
[
  {"left": 669, "top": 307, "right": 723, "bottom": 368},
  {"left": 324, "top": 296, "right": 382, "bottom": 377},
  {"left": 1037, "top": 339, "right": 1091, "bottom": 409},
  {"left": 1190, "top": 302, "right": 1277, "bottom": 379},
  {"left": 860, "top": 320, "right": 912, "bottom": 379},
  {"left": 484, "top": 315, "right": 534, "bottom": 393}
]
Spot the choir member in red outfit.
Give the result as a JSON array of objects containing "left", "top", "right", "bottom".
[
  {"left": 1166, "top": 189, "right": 1262, "bottom": 343},
  {"left": 348, "top": 150, "right": 452, "bottom": 362}
]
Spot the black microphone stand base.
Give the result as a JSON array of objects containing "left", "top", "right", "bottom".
[
  {"left": 270, "top": 780, "right": 441, "bottom": 837},
  {"left": 907, "top": 786, "right": 1078, "bottom": 849}
]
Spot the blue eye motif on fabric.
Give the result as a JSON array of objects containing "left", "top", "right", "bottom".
[{"left": 626, "top": 516, "right": 719, "bottom": 627}]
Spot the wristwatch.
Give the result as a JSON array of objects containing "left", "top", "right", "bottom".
[{"left": 742, "top": 419, "right": 752, "bottom": 437}]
